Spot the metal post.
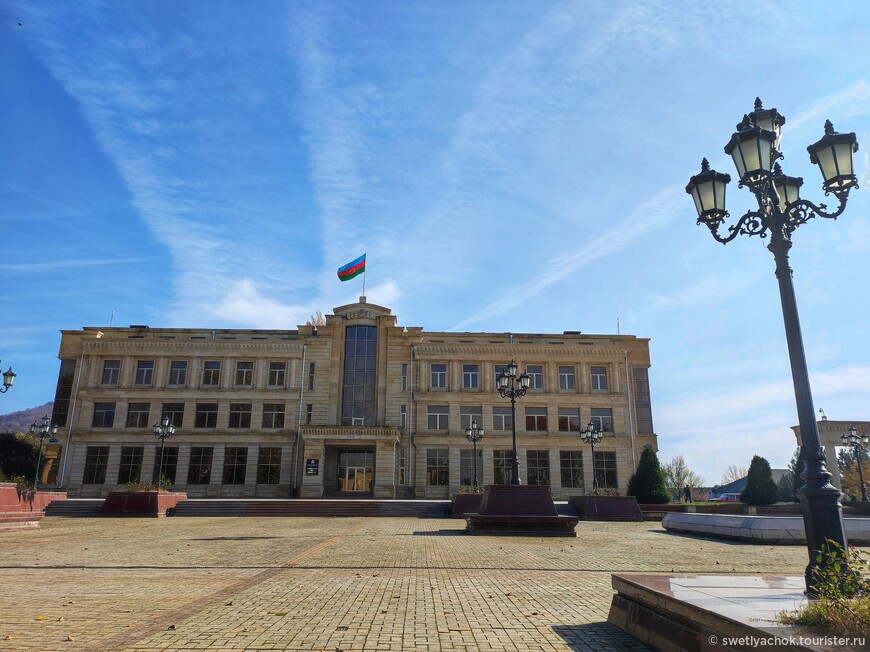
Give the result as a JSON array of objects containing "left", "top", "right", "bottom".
[
  {"left": 33, "top": 436, "right": 44, "bottom": 491},
  {"left": 857, "top": 448, "right": 868, "bottom": 502},
  {"left": 768, "top": 234, "right": 847, "bottom": 591},
  {"left": 471, "top": 438, "right": 479, "bottom": 491},
  {"left": 509, "top": 393, "right": 520, "bottom": 485}
]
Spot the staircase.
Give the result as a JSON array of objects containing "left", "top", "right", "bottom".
[
  {"left": 44, "top": 499, "right": 104, "bottom": 518},
  {"left": 170, "top": 499, "right": 451, "bottom": 518}
]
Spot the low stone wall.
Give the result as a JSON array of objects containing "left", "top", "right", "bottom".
[
  {"left": 0, "top": 483, "right": 44, "bottom": 531},
  {"left": 662, "top": 512, "right": 870, "bottom": 545},
  {"left": 101, "top": 491, "right": 188, "bottom": 517}
]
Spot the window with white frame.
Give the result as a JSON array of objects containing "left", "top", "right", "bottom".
[
  {"left": 492, "top": 406, "right": 512, "bottom": 431},
  {"left": 558, "top": 366, "right": 575, "bottom": 391},
  {"left": 126, "top": 402, "right": 150, "bottom": 428},
  {"left": 493, "top": 450, "right": 513, "bottom": 484},
  {"left": 427, "top": 405, "right": 449, "bottom": 430},
  {"left": 202, "top": 361, "right": 221, "bottom": 386},
  {"left": 460, "top": 448, "right": 483, "bottom": 486},
  {"left": 262, "top": 403, "right": 285, "bottom": 428},
  {"left": 228, "top": 402, "right": 252, "bottom": 428},
  {"left": 460, "top": 405, "right": 482, "bottom": 431},
  {"left": 462, "top": 364, "right": 479, "bottom": 389},
  {"left": 430, "top": 363, "right": 447, "bottom": 390},
  {"left": 590, "top": 407, "right": 613, "bottom": 432},
  {"left": 527, "top": 365, "right": 544, "bottom": 390},
  {"left": 526, "top": 450, "right": 550, "bottom": 486},
  {"left": 92, "top": 402, "right": 116, "bottom": 428},
  {"left": 235, "top": 361, "right": 253, "bottom": 386},
  {"left": 594, "top": 451, "right": 618, "bottom": 488},
  {"left": 134, "top": 360, "right": 154, "bottom": 386},
  {"left": 560, "top": 451, "right": 584, "bottom": 488},
  {"left": 101, "top": 359, "right": 120, "bottom": 385},
  {"left": 557, "top": 407, "right": 580, "bottom": 432},
  {"left": 168, "top": 360, "right": 188, "bottom": 386},
  {"left": 591, "top": 366, "right": 608, "bottom": 391},
  {"left": 525, "top": 406, "right": 547, "bottom": 431},
  {"left": 268, "top": 361, "right": 286, "bottom": 387},
  {"left": 426, "top": 448, "right": 448, "bottom": 486}
]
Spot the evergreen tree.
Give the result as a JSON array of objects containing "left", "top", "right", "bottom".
[
  {"left": 790, "top": 447, "right": 805, "bottom": 501},
  {"left": 740, "top": 455, "right": 779, "bottom": 506},
  {"left": 627, "top": 448, "right": 671, "bottom": 504}
]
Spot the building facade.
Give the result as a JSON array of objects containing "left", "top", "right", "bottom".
[{"left": 48, "top": 299, "right": 657, "bottom": 499}]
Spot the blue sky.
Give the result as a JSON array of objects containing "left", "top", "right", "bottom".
[{"left": 2, "top": 1, "right": 869, "bottom": 484}]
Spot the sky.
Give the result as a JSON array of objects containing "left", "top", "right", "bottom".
[{"left": 2, "top": 0, "right": 869, "bottom": 485}]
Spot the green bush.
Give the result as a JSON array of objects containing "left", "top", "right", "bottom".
[
  {"left": 740, "top": 455, "right": 779, "bottom": 506},
  {"left": 627, "top": 448, "right": 671, "bottom": 504}
]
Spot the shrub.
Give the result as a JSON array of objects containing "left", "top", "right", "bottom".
[
  {"left": 627, "top": 448, "right": 670, "bottom": 504},
  {"left": 740, "top": 455, "right": 779, "bottom": 506}
]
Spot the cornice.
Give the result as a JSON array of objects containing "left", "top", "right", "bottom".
[
  {"left": 82, "top": 340, "right": 304, "bottom": 354},
  {"left": 412, "top": 344, "right": 627, "bottom": 359}
]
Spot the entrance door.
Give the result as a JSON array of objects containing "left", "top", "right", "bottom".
[{"left": 337, "top": 450, "right": 374, "bottom": 493}]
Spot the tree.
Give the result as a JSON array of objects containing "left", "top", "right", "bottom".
[
  {"left": 627, "top": 448, "right": 671, "bottom": 504},
  {"left": 305, "top": 310, "right": 326, "bottom": 327},
  {"left": 740, "top": 455, "right": 779, "bottom": 506},
  {"left": 721, "top": 465, "right": 748, "bottom": 485},
  {"left": 661, "top": 455, "right": 705, "bottom": 501},
  {"left": 0, "top": 431, "right": 39, "bottom": 481}
]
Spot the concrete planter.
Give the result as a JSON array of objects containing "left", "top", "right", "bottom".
[
  {"left": 451, "top": 493, "right": 483, "bottom": 518},
  {"left": 101, "top": 491, "right": 188, "bottom": 517}
]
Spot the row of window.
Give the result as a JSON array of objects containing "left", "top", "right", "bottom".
[
  {"left": 425, "top": 448, "right": 618, "bottom": 488},
  {"left": 429, "top": 363, "right": 609, "bottom": 392},
  {"left": 427, "top": 405, "right": 614, "bottom": 432},
  {"left": 99, "top": 358, "right": 315, "bottom": 390},
  {"left": 84, "top": 445, "right": 282, "bottom": 486},
  {"left": 92, "top": 401, "right": 291, "bottom": 429}
]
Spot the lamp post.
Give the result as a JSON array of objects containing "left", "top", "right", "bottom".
[
  {"left": 841, "top": 426, "right": 869, "bottom": 503},
  {"left": 29, "top": 415, "right": 58, "bottom": 490},
  {"left": 686, "top": 98, "right": 858, "bottom": 593},
  {"left": 0, "top": 363, "right": 16, "bottom": 393},
  {"left": 153, "top": 415, "right": 176, "bottom": 487},
  {"left": 579, "top": 419, "right": 603, "bottom": 490},
  {"left": 465, "top": 419, "right": 485, "bottom": 491},
  {"left": 496, "top": 360, "right": 531, "bottom": 485}
]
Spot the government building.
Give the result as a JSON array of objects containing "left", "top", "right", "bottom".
[{"left": 47, "top": 299, "right": 658, "bottom": 499}]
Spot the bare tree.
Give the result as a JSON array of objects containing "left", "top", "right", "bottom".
[
  {"left": 305, "top": 310, "right": 326, "bottom": 327},
  {"left": 720, "top": 465, "right": 748, "bottom": 485},
  {"left": 661, "top": 455, "right": 705, "bottom": 501}
]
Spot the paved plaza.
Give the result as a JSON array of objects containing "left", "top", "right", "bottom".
[{"left": 0, "top": 516, "right": 820, "bottom": 651}]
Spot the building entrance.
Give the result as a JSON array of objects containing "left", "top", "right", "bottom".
[{"left": 337, "top": 449, "right": 374, "bottom": 493}]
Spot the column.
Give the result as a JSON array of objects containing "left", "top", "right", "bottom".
[{"left": 300, "top": 440, "right": 324, "bottom": 498}]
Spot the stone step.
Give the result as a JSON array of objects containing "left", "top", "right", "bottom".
[
  {"left": 171, "top": 499, "right": 451, "bottom": 518},
  {"left": 44, "top": 499, "right": 104, "bottom": 518}
]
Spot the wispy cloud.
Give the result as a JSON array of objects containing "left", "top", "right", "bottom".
[{"left": 0, "top": 258, "right": 151, "bottom": 272}]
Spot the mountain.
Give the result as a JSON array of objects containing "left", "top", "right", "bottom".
[{"left": 0, "top": 403, "right": 54, "bottom": 434}]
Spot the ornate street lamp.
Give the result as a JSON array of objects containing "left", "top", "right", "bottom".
[
  {"left": 153, "top": 415, "right": 176, "bottom": 487},
  {"left": 496, "top": 360, "right": 531, "bottom": 485},
  {"left": 465, "top": 419, "right": 485, "bottom": 491},
  {"left": 841, "top": 426, "right": 869, "bottom": 503},
  {"left": 0, "top": 363, "right": 16, "bottom": 393},
  {"left": 686, "top": 98, "right": 858, "bottom": 594},
  {"left": 29, "top": 415, "right": 58, "bottom": 490},
  {"left": 579, "top": 419, "right": 603, "bottom": 490}
]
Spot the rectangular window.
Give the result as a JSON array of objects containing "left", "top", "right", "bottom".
[
  {"left": 430, "top": 363, "right": 447, "bottom": 390},
  {"left": 426, "top": 448, "right": 448, "bottom": 486},
  {"left": 526, "top": 450, "right": 550, "bottom": 486},
  {"left": 401, "top": 363, "right": 408, "bottom": 392},
  {"left": 262, "top": 403, "right": 285, "bottom": 429},
  {"left": 558, "top": 407, "right": 580, "bottom": 432},
  {"left": 591, "top": 366, "right": 608, "bottom": 391},
  {"left": 92, "top": 402, "right": 116, "bottom": 428},
  {"left": 594, "top": 451, "right": 618, "bottom": 489},
  {"left": 558, "top": 366, "right": 575, "bottom": 391},
  {"left": 161, "top": 402, "right": 184, "bottom": 428},
  {"left": 460, "top": 448, "right": 483, "bottom": 486},
  {"left": 341, "top": 325, "right": 377, "bottom": 426},
  {"left": 492, "top": 406, "right": 512, "bottom": 431},
  {"left": 126, "top": 402, "right": 150, "bottom": 428},
  {"left": 235, "top": 361, "right": 253, "bottom": 386},
  {"left": 400, "top": 404, "right": 407, "bottom": 430},
  {"left": 560, "top": 450, "right": 584, "bottom": 488},
  {"left": 590, "top": 407, "right": 613, "bottom": 432},
  {"left": 257, "top": 447, "right": 281, "bottom": 484},
  {"left": 460, "top": 406, "right": 483, "bottom": 431},
  {"left": 493, "top": 450, "right": 513, "bottom": 484},
  {"left": 168, "top": 360, "right": 188, "bottom": 386},
  {"left": 633, "top": 367, "right": 654, "bottom": 434},
  {"left": 82, "top": 446, "right": 110, "bottom": 484},
  {"left": 228, "top": 402, "right": 252, "bottom": 428},
  {"left": 268, "top": 361, "right": 286, "bottom": 387},
  {"left": 399, "top": 448, "right": 406, "bottom": 485},
  {"left": 194, "top": 402, "right": 219, "bottom": 428},
  {"left": 51, "top": 359, "right": 77, "bottom": 428},
  {"left": 202, "top": 361, "right": 221, "bottom": 386},
  {"left": 462, "top": 364, "right": 479, "bottom": 389},
  {"left": 117, "top": 446, "right": 144, "bottom": 484},
  {"left": 525, "top": 406, "right": 547, "bottom": 431},
  {"left": 527, "top": 365, "right": 544, "bottom": 390},
  {"left": 494, "top": 364, "right": 509, "bottom": 387},
  {"left": 308, "top": 362, "right": 316, "bottom": 390},
  {"left": 134, "top": 360, "right": 154, "bottom": 386},
  {"left": 153, "top": 446, "right": 178, "bottom": 484},
  {"left": 222, "top": 447, "right": 248, "bottom": 485},
  {"left": 427, "top": 405, "right": 449, "bottom": 430},
  {"left": 187, "top": 447, "right": 213, "bottom": 485},
  {"left": 101, "top": 360, "right": 120, "bottom": 385},
  {"left": 306, "top": 403, "right": 313, "bottom": 425}
]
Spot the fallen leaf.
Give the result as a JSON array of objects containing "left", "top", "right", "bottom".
[
  {"left": 58, "top": 616, "right": 64, "bottom": 622},
  {"left": 4, "top": 635, "right": 12, "bottom": 640},
  {"left": 65, "top": 635, "right": 75, "bottom": 641},
  {"left": 226, "top": 600, "right": 233, "bottom": 606},
  {"left": 275, "top": 611, "right": 287, "bottom": 617},
  {"left": 167, "top": 624, "right": 176, "bottom": 631},
  {"left": 36, "top": 616, "right": 46, "bottom": 621}
]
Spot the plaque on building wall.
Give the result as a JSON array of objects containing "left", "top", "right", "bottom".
[{"left": 305, "top": 459, "right": 320, "bottom": 476}]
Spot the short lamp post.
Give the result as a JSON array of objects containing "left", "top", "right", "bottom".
[
  {"left": 29, "top": 416, "right": 58, "bottom": 491},
  {"left": 496, "top": 361, "right": 531, "bottom": 485},
  {"left": 0, "top": 364, "right": 16, "bottom": 393},
  {"left": 465, "top": 419, "right": 485, "bottom": 491},
  {"left": 153, "top": 416, "right": 176, "bottom": 487},
  {"left": 841, "top": 426, "right": 869, "bottom": 503},
  {"left": 686, "top": 98, "right": 858, "bottom": 594},
  {"left": 579, "top": 420, "right": 603, "bottom": 490}
]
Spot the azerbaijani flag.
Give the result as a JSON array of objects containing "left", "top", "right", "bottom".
[{"left": 337, "top": 253, "right": 366, "bottom": 282}]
